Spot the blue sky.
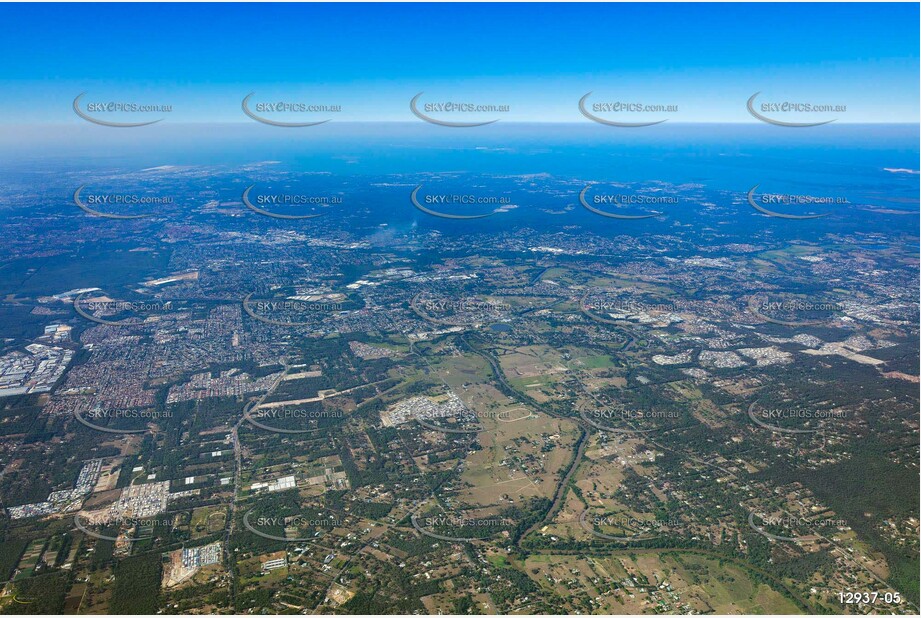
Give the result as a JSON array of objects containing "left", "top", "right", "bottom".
[{"left": 1, "top": 3, "right": 918, "bottom": 124}]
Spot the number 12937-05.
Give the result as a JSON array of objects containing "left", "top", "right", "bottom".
[{"left": 838, "top": 591, "right": 901, "bottom": 605}]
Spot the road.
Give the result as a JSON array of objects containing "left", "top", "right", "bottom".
[{"left": 224, "top": 359, "right": 291, "bottom": 605}]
